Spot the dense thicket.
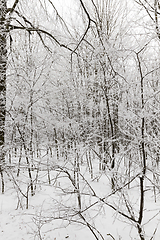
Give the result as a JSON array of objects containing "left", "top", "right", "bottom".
[{"left": 0, "top": 0, "right": 160, "bottom": 239}]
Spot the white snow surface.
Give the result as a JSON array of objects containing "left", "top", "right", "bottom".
[{"left": 0, "top": 157, "right": 160, "bottom": 240}]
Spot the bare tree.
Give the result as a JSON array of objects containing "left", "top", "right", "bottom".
[{"left": 0, "top": 0, "right": 8, "bottom": 193}]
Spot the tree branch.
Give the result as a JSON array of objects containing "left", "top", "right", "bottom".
[
  {"left": 9, "top": 24, "right": 74, "bottom": 52},
  {"left": 7, "top": 0, "right": 19, "bottom": 14}
]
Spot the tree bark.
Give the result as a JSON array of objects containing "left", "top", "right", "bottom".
[{"left": 0, "top": 0, "right": 7, "bottom": 193}]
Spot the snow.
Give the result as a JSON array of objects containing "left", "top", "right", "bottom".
[{"left": 1, "top": 155, "right": 160, "bottom": 240}]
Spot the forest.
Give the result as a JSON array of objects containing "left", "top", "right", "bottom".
[{"left": 0, "top": 0, "right": 160, "bottom": 239}]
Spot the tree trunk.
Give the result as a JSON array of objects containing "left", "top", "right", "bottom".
[
  {"left": 0, "top": 0, "right": 7, "bottom": 193},
  {"left": 113, "top": 92, "right": 119, "bottom": 154}
]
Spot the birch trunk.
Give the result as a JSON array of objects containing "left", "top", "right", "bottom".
[{"left": 0, "top": 0, "right": 7, "bottom": 193}]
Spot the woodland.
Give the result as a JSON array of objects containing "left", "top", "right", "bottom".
[{"left": 0, "top": 0, "right": 160, "bottom": 239}]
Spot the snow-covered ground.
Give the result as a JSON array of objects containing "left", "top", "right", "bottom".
[{"left": 1, "top": 153, "right": 160, "bottom": 240}]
